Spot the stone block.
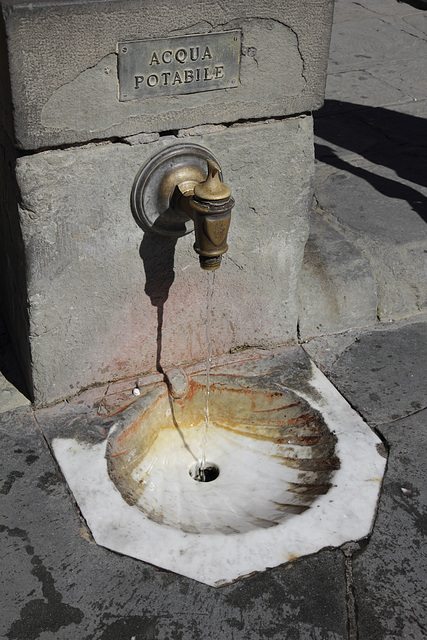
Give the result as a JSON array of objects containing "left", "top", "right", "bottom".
[
  {"left": 15, "top": 117, "right": 313, "bottom": 405},
  {"left": 297, "top": 212, "right": 377, "bottom": 339},
  {"left": 0, "top": 0, "right": 333, "bottom": 149},
  {"left": 313, "top": 150, "right": 427, "bottom": 321}
]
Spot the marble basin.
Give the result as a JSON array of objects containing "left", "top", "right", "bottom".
[
  {"left": 52, "top": 346, "right": 386, "bottom": 586},
  {"left": 107, "top": 381, "right": 339, "bottom": 535}
]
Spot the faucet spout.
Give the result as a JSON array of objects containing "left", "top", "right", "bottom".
[{"left": 188, "top": 160, "right": 235, "bottom": 271}]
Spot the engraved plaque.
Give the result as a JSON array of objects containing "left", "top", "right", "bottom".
[{"left": 118, "top": 31, "right": 241, "bottom": 101}]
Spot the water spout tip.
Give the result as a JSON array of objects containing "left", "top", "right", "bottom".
[{"left": 200, "top": 255, "right": 222, "bottom": 271}]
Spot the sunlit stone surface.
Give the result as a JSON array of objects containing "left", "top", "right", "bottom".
[{"left": 52, "top": 347, "right": 386, "bottom": 586}]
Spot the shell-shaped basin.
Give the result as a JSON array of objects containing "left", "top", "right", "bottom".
[
  {"left": 106, "top": 380, "right": 339, "bottom": 535},
  {"left": 51, "top": 347, "right": 386, "bottom": 586}
]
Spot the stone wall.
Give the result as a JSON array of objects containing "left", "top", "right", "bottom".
[
  {"left": 0, "top": 0, "right": 332, "bottom": 405},
  {"left": 16, "top": 118, "right": 313, "bottom": 404},
  {"left": 1, "top": 0, "right": 333, "bottom": 149}
]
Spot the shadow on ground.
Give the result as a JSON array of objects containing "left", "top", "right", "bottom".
[{"left": 315, "top": 100, "right": 427, "bottom": 223}]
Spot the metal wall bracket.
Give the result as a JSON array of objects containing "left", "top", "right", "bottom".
[{"left": 131, "top": 143, "right": 221, "bottom": 237}]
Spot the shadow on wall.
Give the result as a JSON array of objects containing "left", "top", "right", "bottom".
[
  {"left": 314, "top": 100, "right": 427, "bottom": 224},
  {"left": 140, "top": 233, "right": 177, "bottom": 375},
  {"left": 0, "top": 308, "right": 30, "bottom": 399},
  {"left": 0, "top": 231, "right": 178, "bottom": 399}
]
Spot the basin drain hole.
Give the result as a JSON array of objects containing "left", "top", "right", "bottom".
[{"left": 189, "top": 462, "right": 220, "bottom": 483}]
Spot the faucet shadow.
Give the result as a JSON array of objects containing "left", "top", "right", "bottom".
[
  {"left": 139, "top": 232, "right": 177, "bottom": 375},
  {"left": 140, "top": 231, "right": 200, "bottom": 462},
  {"left": 314, "top": 100, "right": 427, "bottom": 224},
  {"left": 167, "top": 393, "right": 199, "bottom": 462}
]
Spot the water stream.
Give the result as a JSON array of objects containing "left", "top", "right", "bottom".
[{"left": 199, "top": 270, "right": 216, "bottom": 479}]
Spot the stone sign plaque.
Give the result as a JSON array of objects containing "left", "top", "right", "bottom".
[{"left": 118, "top": 31, "right": 241, "bottom": 101}]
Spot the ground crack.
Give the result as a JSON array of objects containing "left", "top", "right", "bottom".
[{"left": 341, "top": 542, "right": 361, "bottom": 640}]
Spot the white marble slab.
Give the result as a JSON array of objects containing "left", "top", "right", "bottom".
[{"left": 52, "top": 357, "right": 386, "bottom": 586}]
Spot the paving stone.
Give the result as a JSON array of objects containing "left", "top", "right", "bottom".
[
  {"left": 324, "top": 70, "right": 413, "bottom": 108},
  {"left": 353, "top": 104, "right": 427, "bottom": 165},
  {"left": 328, "top": 17, "right": 426, "bottom": 73},
  {"left": 331, "top": 0, "right": 375, "bottom": 23},
  {"left": 353, "top": 409, "right": 427, "bottom": 640},
  {"left": 316, "top": 102, "right": 427, "bottom": 176},
  {"left": 314, "top": 101, "right": 427, "bottom": 322},
  {"left": 376, "top": 11, "right": 427, "bottom": 39},
  {"left": 313, "top": 147, "right": 427, "bottom": 319},
  {"left": 367, "top": 56, "right": 427, "bottom": 102},
  {"left": 305, "top": 321, "right": 427, "bottom": 426},
  {"left": 314, "top": 155, "right": 427, "bottom": 244},
  {"left": 387, "top": 97, "right": 427, "bottom": 121},
  {"left": 353, "top": 0, "right": 424, "bottom": 17},
  {"left": 315, "top": 105, "right": 394, "bottom": 159},
  {"left": 0, "top": 407, "right": 87, "bottom": 638},
  {"left": 402, "top": 12, "right": 427, "bottom": 37}
]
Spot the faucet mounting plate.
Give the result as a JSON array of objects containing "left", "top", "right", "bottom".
[{"left": 131, "top": 143, "right": 221, "bottom": 237}]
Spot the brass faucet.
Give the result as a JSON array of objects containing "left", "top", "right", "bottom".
[
  {"left": 171, "top": 159, "right": 235, "bottom": 271},
  {"left": 132, "top": 144, "right": 234, "bottom": 270}
]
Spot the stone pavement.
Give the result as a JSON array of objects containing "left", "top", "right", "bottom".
[
  {"left": 1, "top": 318, "right": 426, "bottom": 640},
  {"left": 1, "top": 1, "right": 427, "bottom": 638},
  {"left": 299, "top": 0, "right": 427, "bottom": 338}
]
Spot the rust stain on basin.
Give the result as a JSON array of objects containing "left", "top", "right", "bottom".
[{"left": 106, "top": 380, "right": 339, "bottom": 534}]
